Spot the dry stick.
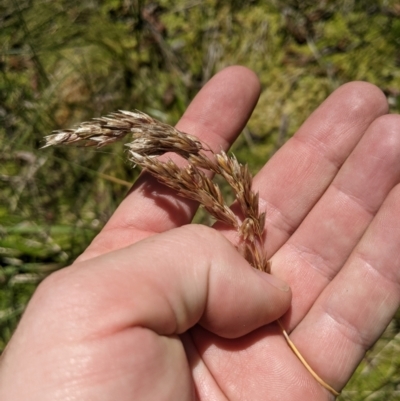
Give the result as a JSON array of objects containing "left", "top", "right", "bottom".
[
  {"left": 43, "top": 109, "right": 340, "bottom": 396},
  {"left": 277, "top": 320, "right": 340, "bottom": 397}
]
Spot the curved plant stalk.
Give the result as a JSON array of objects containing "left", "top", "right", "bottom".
[{"left": 43, "top": 109, "right": 340, "bottom": 396}]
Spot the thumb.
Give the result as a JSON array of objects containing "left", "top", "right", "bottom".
[{"left": 26, "top": 225, "right": 290, "bottom": 341}]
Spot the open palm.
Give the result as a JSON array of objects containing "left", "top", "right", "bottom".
[{"left": 1, "top": 66, "right": 399, "bottom": 400}]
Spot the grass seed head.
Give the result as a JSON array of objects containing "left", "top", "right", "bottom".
[{"left": 43, "top": 109, "right": 270, "bottom": 272}]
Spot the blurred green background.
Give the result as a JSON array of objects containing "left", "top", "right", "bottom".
[{"left": 1, "top": 0, "right": 400, "bottom": 399}]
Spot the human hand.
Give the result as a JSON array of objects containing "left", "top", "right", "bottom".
[{"left": 1, "top": 66, "right": 399, "bottom": 400}]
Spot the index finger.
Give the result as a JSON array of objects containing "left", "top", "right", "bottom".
[{"left": 78, "top": 66, "right": 261, "bottom": 262}]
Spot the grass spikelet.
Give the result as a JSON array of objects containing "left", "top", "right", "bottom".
[{"left": 43, "top": 109, "right": 269, "bottom": 272}]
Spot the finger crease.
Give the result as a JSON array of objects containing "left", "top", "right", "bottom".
[
  {"left": 292, "top": 132, "right": 343, "bottom": 171},
  {"left": 355, "top": 251, "right": 400, "bottom": 294},
  {"left": 331, "top": 182, "right": 377, "bottom": 217},
  {"left": 259, "top": 195, "right": 298, "bottom": 238},
  {"left": 286, "top": 241, "right": 337, "bottom": 281},
  {"left": 323, "top": 304, "right": 370, "bottom": 349}
]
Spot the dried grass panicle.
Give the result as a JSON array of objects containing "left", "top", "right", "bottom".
[
  {"left": 43, "top": 110, "right": 344, "bottom": 397},
  {"left": 43, "top": 110, "right": 204, "bottom": 152},
  {"left": 130, "top": 154, "right": 239, "bottom": 228},
  {"left": 43, "top": 110, "right": 270, "bottom": 272}
]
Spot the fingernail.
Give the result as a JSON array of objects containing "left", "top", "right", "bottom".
[{"left": 254, "top": 269, "right": 290, "bottom": 292}]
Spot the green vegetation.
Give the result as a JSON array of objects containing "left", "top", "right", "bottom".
[{"left": 1, "top": 0, "right": 400, "bottom": 398}]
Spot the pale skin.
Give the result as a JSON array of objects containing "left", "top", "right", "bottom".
[{"left": 1, "top": 66, "right": 400, "bottom": 400}]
